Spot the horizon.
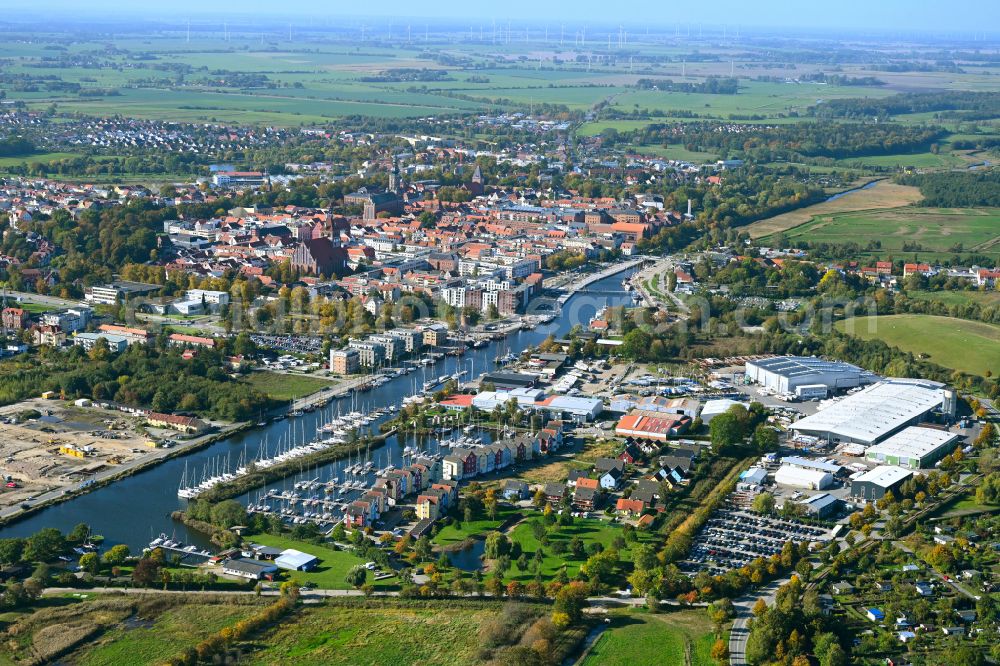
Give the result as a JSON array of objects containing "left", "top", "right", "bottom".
[{"left": 1, "top": 0, "right": 998, "bottom": 35}]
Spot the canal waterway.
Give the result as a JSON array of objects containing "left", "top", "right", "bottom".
[{"left": 0, "top": 268, "right": 639, "bottom": 549}]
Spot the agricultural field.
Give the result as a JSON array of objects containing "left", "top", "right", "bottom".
[
  {"left": 607, "top": 79, "right": 897, "bottom": 119},
  {"left": 836, "top": 314, "right": 1000, "bottom": 377},
  {"left": 0, "top": 594, "right": 268, "bottom": 666},
  {"left": 772, "top": 207, "right": 1000, "bottom": 261},
  {"left": 748, "top": 180, "right": 923, "bottom": 238},
  {"left": 581, "top": 609, "right": 717, "bottom": 666},
  {"left": 241, "top": 372, "right": 336, "bottom": 402}
]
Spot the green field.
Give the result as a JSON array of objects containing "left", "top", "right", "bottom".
[
  {"left": 249, "top": 534, "right": 397, "bottom": 590},
  {"left": 582, "top": 610, "right": 716, "bottom": 666},
  {"left": 906, "top": 290, "right": 1000, "bottom": 308},
  {"left": 505, "top": 515, "right": 655, "bottom": 582},
  {"left": 833, "top": 151, "right": 967, "bottom": 169},
  {"left": 773, "top": 207, "right": 1000, "bottom": 260},
  {"left": 243, "top": 601, "right": 529, "bottom": 665},
  {"left": 433, "top": 505, "right": 520, "bottom": 546},
  {"left": 836, "top": 314, "right": 1000, "bottom": 376},
  {"left": 242, "top": 371, "right": 335, "bottom": 401},
  {"left": 0, "top": 152, "right": 80, "bottom": 167}
]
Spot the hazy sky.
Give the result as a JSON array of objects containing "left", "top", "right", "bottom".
[{"left": 4, "top": 0, "right": 998, "bottom": 33}]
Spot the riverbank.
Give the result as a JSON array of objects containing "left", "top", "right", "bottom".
[{"left": 0, "top": 420, "right": 253, "bottom": 529}]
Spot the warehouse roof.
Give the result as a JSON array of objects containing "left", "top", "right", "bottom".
[
  {"left": 853, "top": 465, "right": 912, "bottom": 488},
  {"left": 747, "top": 355, "right": 864, "bottom": 379},
  {"left": 791, "top": 379, "right": 946, "bottom": 444},
  {"left": 865, "top": 426, "right": 958, "bottom": 462},
  {"left": 274, "top": 549, "right": 319, "bottom": 570},
  {"left": 701, "top": 398, "right": 746, "bottom": 415},
  {"left": 774, "top": 465, "right": 832, "bottom": 487},
  {"left": 802, "top": 493, "right": 840, "bottom": 511},
  {"left": 781, "top": 456, "right": 842, "bottom": 474}
]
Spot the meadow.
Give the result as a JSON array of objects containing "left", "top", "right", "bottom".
[
  {"left": 836, "top": 314, "right": 1000, "bottom": 377},
  {"left": 748, "top": 180, "right": 923, "bottom": 238},
  {"left": 242, "top": 600, "right": 533, "bottom": 665},
  {"left": 772, "top": 207, "right": 1000, "bottom": 260},
  {"left": 0, "top": 594, "right": 268, "bottom": 666},
  {"left": 241, "top": 371, "right": 335, "bottom": 402},
  {"left": 581, "top": 609, "right": 716, "bottom": 666},
  {"left": 906, "top": 289, "right": 1000, "bottom": 308}
]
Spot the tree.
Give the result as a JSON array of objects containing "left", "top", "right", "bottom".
[
  {"left": 752, "top": 492, "right": 776, "bottom": 515},
  {"left": 210, "top": 500, "right": 248, "bottom": 528},
  {"left": 710, "top": 639, "right": 730, "bottom": 665},
  {"left": 345, "top": 565, "right": 367, "bottom": 589},
  {"left": 0, "top": 538, "right": 25, "bottom": 565},
  {"left": 484, "top": 531, "right": 510, "bottom": 560},
  {"left": 532, "top": 488, "right": 546, "bottom": 509},
  {"left": 24, "top": 528, "right": 65, "bottom": 562},
  {"left": 79, "top": 552, "right": 100, "bottom": 575},
  {"left": 68, "top": 523, "right": 91, "bottom": 544},
  {"left": 581, "top": 549, "right": 618, "bottom": 585},
  {"left": 752, "top": 425, "right": 779, "bottom": 452},
  {"left": 484, "top": 488, "right": 498, "bottom": 521},
  {"left": 709, "top": 412, "right": 744, "bottom": 451},
  {"left": 102, "top": 544, "right": 130, "bottom": 567},
  {"left": 553, "top": 581, "right": 589, "bottom": 625},
  {"left": 132, "top": 558, "right": 160, "bottom": 587}
]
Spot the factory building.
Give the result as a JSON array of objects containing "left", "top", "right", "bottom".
[
  {"left": 745, "top": 356, "right": 875, "bottom": 395},
  {"left": 851, "top": 465, "right": 913, "bottom": 501},
  {"left": 864, "top": 426, "right": 960, "bottom": 469},
  {"left": 774, "top": 465, "right": 833, "bottom": 490},
  {"left": 700, "top": 399, "right": 747, "bottom": 424},
  {"left": 791, "top": 378, "right": 954, "bottom": 445}
]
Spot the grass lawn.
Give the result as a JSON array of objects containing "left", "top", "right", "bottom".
[
  {"left": 242, "top": 371, "right": 335, "bottom": 401},
  {"left": 433, "top": 505, "right": 521, "bottom": 546},
  {"left": 506, "top": 515, "right": 654, "bottom": 582},
  {"left": 771, "top": 206, "right": 1000, "bottom": 260},
  {"left": 836, "top": 314, "right": 1000, "bottom": 377},
  {"left": 243, "top": 601, "right": 517, "bottom": 665},
  {"left": 10, "top": 301, "right": 55, "bottom": 314},
  {"left": 249, "top": 534, "right": 397, "bottom": 590},
  {"left": 582, "top": 609, "right": 717, "bottom": 666}
]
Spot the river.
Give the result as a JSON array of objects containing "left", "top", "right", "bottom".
[{"left": 0, "top": 268, "right": 639, "bottom": 549}]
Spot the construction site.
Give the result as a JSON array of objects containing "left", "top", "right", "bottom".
[{"left": 0, "top": 398, "right": 153, "bottom": 510}]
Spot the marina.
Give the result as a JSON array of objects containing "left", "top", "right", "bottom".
[{"left": 0, "top": 267, "right": 639, "bottom": 550}]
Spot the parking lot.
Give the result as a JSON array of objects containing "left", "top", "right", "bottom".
[
  {"left": 250, "top": 334, "right": 323, "bottom": 354},
  {"left": 680, "top": 504, "right": 833, "bottom": 575}
]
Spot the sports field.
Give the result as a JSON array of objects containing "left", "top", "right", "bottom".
[
  {"left": 773, "top": 207, "right": 1000, "bottom": 259},
  {"left": 836, "top": 314, "right": 1000, "bottom": 377}
]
